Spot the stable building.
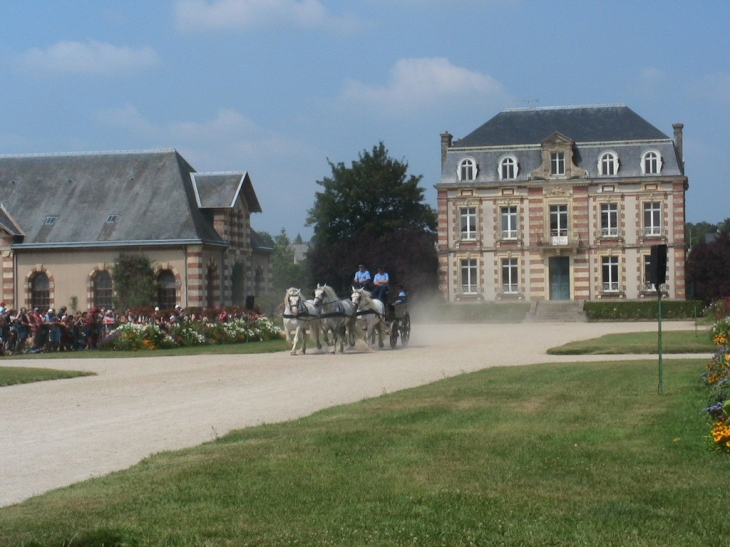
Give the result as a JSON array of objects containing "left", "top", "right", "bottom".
[
  {"left": 436, "top": 105, "right": 688, "bottom": 303},
  {"left": 0, "top": 149, "right": 272, "bottom": 311}
]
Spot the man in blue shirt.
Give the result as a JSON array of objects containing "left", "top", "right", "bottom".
[
  {"left": 353, "top": 264, "right": 371, "bottom": 290},
  {"left": 372, "top": 266, "right": 390, "bottom": 302}
]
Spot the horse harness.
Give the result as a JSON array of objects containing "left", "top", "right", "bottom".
[{"left": 282, "top": 297, "right": 318, "bottom": 320}]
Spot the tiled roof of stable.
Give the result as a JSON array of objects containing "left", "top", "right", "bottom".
[
  {"left": 0, "top": 149, "right": 257, "bottom": 248},
  {"left": 454, "top": 105, "right": 670, "bottom": 148}
]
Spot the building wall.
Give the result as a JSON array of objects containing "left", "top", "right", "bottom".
[{"left": 437, "top": 178, "right": 686, "bottom": 302}]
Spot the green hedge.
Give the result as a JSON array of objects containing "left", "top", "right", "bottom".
[{"left": 583, "top": 300, "right": 704, "bottom": 321}]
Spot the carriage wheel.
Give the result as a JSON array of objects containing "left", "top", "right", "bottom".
[
  {"left": 389, "top": 321, "right": 398, "bottom": 349},
  {"left": 401, "top": 313, "right": 410, "bottom": 346}
]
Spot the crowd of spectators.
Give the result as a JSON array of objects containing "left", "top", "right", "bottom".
[{"left": 0, "top": 303, "right": 258, "bottom": 355}]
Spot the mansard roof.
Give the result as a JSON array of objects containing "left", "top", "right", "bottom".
[
  {"left": 454, "top": 104, "right": 669, "bottom": 148},
  {"left": 0, "top": 149, "right": 260, "bottom": 249}
]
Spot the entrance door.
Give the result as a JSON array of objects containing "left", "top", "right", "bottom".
[{"left": 549, "top": 256, "right": 570, "bottom": 300}]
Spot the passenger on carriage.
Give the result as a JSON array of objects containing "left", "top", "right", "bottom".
[
  {"left": 353, "top": 264, "right": 371, "bottom": 290},
  {"left": 371, "top": 266, "right": 390, "bottom": 303},
  {"left": 395, "top": 285, "right": 407, "bottom": 305}
]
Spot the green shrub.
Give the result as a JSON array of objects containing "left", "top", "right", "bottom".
[{"left": 584, "top": 300, "right": 704, "bottom": 321}]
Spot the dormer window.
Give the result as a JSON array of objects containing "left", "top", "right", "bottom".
[
  {"left": 458, "top": 158, "right": 477, "bottom": 181},
  {"left": 641, "top": 151, "right": 662, "bottom": 175},
  {"left": 599, "top": 152, "right": 619, "bottom": 176},
  {"left": 44, "top": 216, "right": 58, "bottom": 226},
  {"left": 550, "top": 152, "right": 565, "bottom": 176},
  {"left": 106, "top": 215, "right": 119, "bottom": 223},
  {"left": 499, "top": 155, "right": 519, "bottom": 180}
]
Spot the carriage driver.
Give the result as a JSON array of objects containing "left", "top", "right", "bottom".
[
  {"left": 353, "top": 264, "right": 372, "bottom": 290},
  {"left": 371, "top": 266, "right": 390, "bottom": 302}
]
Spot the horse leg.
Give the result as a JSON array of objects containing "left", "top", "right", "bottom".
[{"left": 290, "top": 325, "right": 300, "bottom": 355}]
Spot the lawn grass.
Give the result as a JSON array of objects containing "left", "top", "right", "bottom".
[
  {"left": 547, "top": 329, "right": 715, "bottom": 355},
  {"left": 2, "top": 338, "right": 289, "bottom": 360},
  {"left": 1, "top": 357, "right": 726, "bottom": 546},
  {"left": 0, "top": 367, "right": 95, "bottom": 387}
]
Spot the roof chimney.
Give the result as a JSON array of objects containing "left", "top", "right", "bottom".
[
  {"left": 673, "top": 123, "right": 684, "bottom": 171},
  {"left": 440, "top": 132, "right": 453, "bottom": 169}
]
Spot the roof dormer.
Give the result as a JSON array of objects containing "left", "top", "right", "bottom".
[{"left": 529, "top": 132, "right": 587, "bottom": 181}]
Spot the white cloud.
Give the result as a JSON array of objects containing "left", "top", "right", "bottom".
[
  {"left": 96, "top": 104, "right": 318, "bottom": 167},
  {"left": 16, "top": 40, "right": 160, "bottom": 76},
  {"left": 174, "top": 0, "right": 361, "bottom": 33},
  {"left": 338, "top": 57, "right": 509, "bottom": 116}
]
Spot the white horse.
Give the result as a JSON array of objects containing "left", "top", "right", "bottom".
[
  {"left": 314, "top": 284, "right": 362, "bottom": 353},
  {"left": 282, "top": 288, "right": 322, "bottom": 355},
  {"left": 351, "top": 287, "right": 386, "bottom": 349}
]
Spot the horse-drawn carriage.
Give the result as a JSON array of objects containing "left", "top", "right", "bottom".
[{"left": 384, "top": 299, "right": 410, "bottom": 349}]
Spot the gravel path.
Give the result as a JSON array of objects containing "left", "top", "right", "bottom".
[{"left": 0, "top": 320, "right": 701, "bottom": 507}]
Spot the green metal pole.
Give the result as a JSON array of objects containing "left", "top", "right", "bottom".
[{"left": 658, "top": 290, "right": 664, "bottom": 395}]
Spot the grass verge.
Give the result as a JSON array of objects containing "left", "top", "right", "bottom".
[
  {"left": 547, "top": 329, "right": 715, "bottom": 355},
  {"left": 2, "top": 338, "right": 289, "bottom": 360},
  {"left": 0, "top": 358, "right": 726, "bottom": 546},
  {"left": 0, "top": 367, "right": 95, "bottom": 387}
]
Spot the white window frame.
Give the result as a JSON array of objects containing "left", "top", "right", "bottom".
[
  {"left": 598, "top": 151, "right": 619, "bottom": 176},
  {"left": 643, "top": 202, "right": 662, "bottom": 236},
  {"left": 641, "top": 150, "right": 662, "bottom": 175},
  {"left": 498, "top": 155, "right": 519, "bottom": 180},
  {"left": 600, "top": 203, "right": 619, "bottom": 237},
  {"left": 501, "top": 257, "right": 519, "bottom": 294},
  {"left": 601, "top": 255, "right": 620, "bottom": 292},
  {"left": 458, "top": 158, "right": 477, "bottom": 181},
  {"left": 460, "top": 207, "right": 477, "bottom": 241},
  {"left": 460, "top": 258, "right": 478, "bottom": 294},
  {"left": 550, "top": 152, "right": 565, "bottom": 176},
  {"left": 501, "top": 206, "right": 518, "bottom": 240},
  {"left": 549, "top": 204, "right": 568, "bottom": 244}
]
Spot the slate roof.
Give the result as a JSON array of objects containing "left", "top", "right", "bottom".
[
  {"left": 0, "top": 149, "right": 260, "bottom": 249},
  {"left": 441, "top": 105, "right": 683, "bottom": 184},
  {"left": 454, "top": 105, "right": 669, "bottom": 148}
]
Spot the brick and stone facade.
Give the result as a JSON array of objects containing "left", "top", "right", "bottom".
[{"left": 436, "top": 105, "right": 688, "bottom": 303}]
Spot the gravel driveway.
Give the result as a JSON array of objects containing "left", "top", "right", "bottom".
[{"left": 0, "top": 320, "right": 700, "bottom": 507}]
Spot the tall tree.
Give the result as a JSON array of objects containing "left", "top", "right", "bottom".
[
  {"left": 306, "top": 143, "right": 438, "bottom": 296},
  {"left": 306, "top": 142, "right": 436, "bottom": 248},
  {"left": 111, "top": 254, "right": 156, "bottom": 310},
  {"left": 686, "top": 231, "right": 730, "bottom": 303}
]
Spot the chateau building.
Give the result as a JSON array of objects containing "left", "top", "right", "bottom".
[
  {"left": 0, "top": 149, "right": 273, "bottom": 311},
  {"left": 436, "top": 105, "right": 688, "bottom": 302}
]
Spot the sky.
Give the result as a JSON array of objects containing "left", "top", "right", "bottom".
[{"left": 0, "top": 0, "right": 728, "bottom": 240}]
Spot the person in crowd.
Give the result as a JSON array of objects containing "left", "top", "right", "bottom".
[
  {"left": 353, "top": 264, "right": 372, "bottom": 290},
  {"left": 371, "top": 266, "right": 390, "bottom": 302},
  {"left": 44, "top": 308, "right": 61, "bottom": 352}
]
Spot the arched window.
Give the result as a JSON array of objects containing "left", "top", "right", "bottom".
[
  {"left": 499, "top": 156, "right": 518, "bottom": 180},
  {"left": 231, "top": 263, "right": 245, "bottom": 306},
  {"left": 641, "top": 151, "right": 662, "bottom": 175},
  {"left": 93, "top": 270, "right": 113, "bottom": 310},
  {"left": 206, "top": 265, "right": 217, "bottom": 309},
  {"left": 31, "top": 272, "right": 50, "bottom": 310},
  {"left": 458, "top": 158, "right": 477, "bottom": 181},
  {"left": 599, "top": 152, "right": 618, "bottom": 176},
  {"left": 157, "top": 270, "right": 176, "bottom": 310}
]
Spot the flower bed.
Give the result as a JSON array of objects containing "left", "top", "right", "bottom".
[
  {"left": 99, "top": 317, "right": 281, "bottom": 351},
  {"left": 704, "top": 317, "right": 730, "bottom": 452}
]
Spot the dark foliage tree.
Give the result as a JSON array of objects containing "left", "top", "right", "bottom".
[
  {"left": 685, "top": 221, "right": 719, "bottom": 250},
  {"left": 686, "top": 231, "right": 730, "bottom": 303},
  {"left": 111, "top": 253, "right": 156, "bottom": 310},
  {"left": 307, "top": 142, "right": 437, "bottom": 247},
  {"left": 305, "top": 143, "right": 438, "bottom": 298}
]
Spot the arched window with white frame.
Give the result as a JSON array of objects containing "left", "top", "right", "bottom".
[
  {"left": 641, "top": 150, "right": 662, "bottom": 175},
  {"left": 598, "top": 151, "right": 619, "bottom": 176},
  {"left": 498, "top": 155, "right": 519, "bottom": 180},
  {"left": 458, "top": 158, "right": 477, "bottom": 181}
]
